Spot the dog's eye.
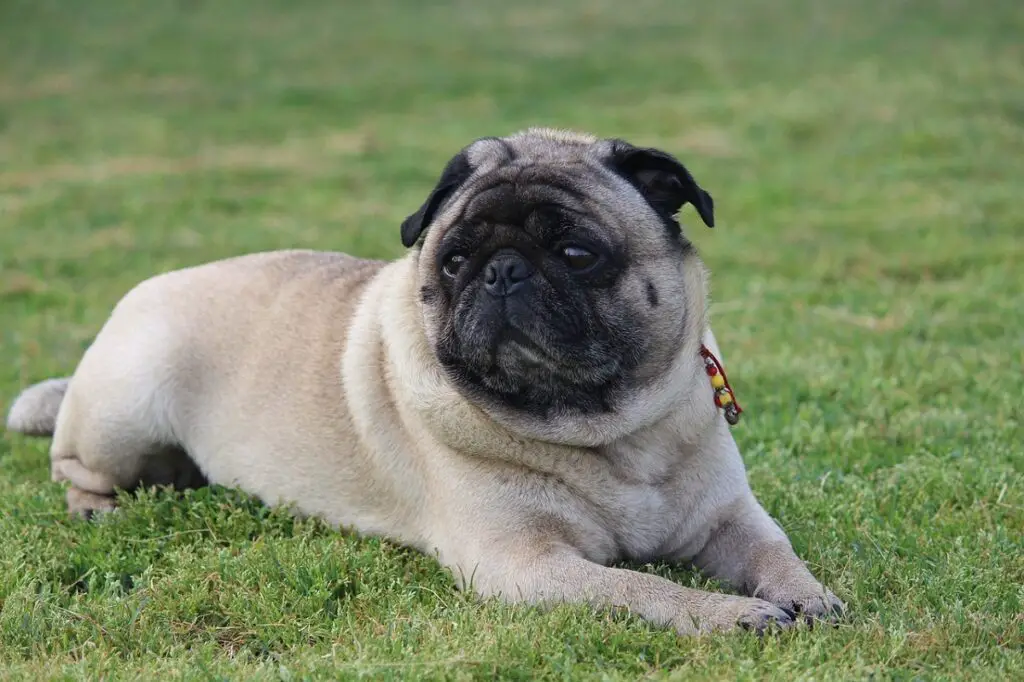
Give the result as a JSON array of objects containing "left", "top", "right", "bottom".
[
  {"left": 442, "top": 254, "right": 467, "bottom": 278},
  {"left": 562, "top": 246, "right": 598, "bottom": 271}
]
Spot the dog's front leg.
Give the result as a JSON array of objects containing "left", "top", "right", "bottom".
[
  {"left": 692, "top": 496, "right": 844, "bottom": 622},
  {"left": 459, "top": 543, "right": 796, "bottom": 636}
]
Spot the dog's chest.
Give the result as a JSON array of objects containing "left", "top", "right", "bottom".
[{"left": 573, "top": 435, "right": 731, "bottom": 563}]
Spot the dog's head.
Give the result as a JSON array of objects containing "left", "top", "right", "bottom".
[{"left": 405, "top": 128, "right": 715, "bottom": 441}]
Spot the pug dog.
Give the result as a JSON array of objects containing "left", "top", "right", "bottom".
[{"left": 6, "top": 127, "right": 843, "bottom": 635}]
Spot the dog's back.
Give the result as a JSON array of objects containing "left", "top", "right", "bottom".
[{"left": 6, "top": 250, "right": 430, "bottom": 536}]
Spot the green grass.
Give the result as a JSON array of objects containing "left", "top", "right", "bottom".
[{"left": 1, "top": 0, "right": 1022, "bottom": 678}]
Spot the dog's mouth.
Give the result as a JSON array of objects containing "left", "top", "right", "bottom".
[
  {"left": 442, "top": 288, "right": 628, "bottom": 405},
  {"left": 439, "top": 304, "right": 631, "bottom": 417},
  {"left": 496, "top": 326, "right": 556, "bottom": 367}
]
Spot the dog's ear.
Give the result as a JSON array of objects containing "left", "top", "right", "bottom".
[
  {"left": 607, "top": 140, "right": 715, "bottom": 229},
  {"left": 400, "top": 151, "right": 474, "bottom": 248}
]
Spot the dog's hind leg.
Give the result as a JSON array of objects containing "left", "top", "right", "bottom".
[
  {"left": 49, "top": 371, "right": 176, "bottom": 518},
  {"left": 45, "top": 297, "right": 196, "bottom": 519}
]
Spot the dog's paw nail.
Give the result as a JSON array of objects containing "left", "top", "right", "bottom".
[
  {"left": 780, "top": 591, "right": 846, "bottom": 627},
  {"left": 738, "top": 603, "right": 795, "bottom": 634}
]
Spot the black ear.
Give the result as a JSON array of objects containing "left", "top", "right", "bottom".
[
  {"left": 400, "top": 151, "right": 474, "bottom": 248},
  {"left": 608, "top": 140, "right": 715, "bottom": 229}
]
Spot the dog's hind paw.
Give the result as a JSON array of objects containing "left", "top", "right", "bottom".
[{"left": 66, "top": 486, "right": 118, "bottom": 521}]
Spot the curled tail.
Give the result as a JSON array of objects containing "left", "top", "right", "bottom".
[{"left": 6, "top": 378, "right": 71, "bottom": 437}]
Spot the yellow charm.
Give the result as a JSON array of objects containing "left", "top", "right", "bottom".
[
  {"left": 717, "top": 391, "right": 733, "bottom": 406},
  {"left": 710, "top": 374, "right": 725, "bottom": 390}
]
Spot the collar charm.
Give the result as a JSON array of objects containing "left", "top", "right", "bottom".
[{"left": 699, "top": 345, "right": 743, "bottom": 426}]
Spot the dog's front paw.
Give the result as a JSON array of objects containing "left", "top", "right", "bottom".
[
  {"left": 688, "top": 595, "right": 796, "bottom": 635},
  {"left": 674, "top": 595, "right": 796, "bottom": 636},
  {"left": 763, "top": 585, "right": 845, "bottom": 624},
  {"left": 733, "top": 597, "right": 797, "bottom": 634}
]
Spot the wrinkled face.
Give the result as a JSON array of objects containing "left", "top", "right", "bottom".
[{"left": 405, "top": 129, "right": 716, "bottom": 423}]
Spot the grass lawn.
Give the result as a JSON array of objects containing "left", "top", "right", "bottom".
[{"left": 1, "top": 0, "right": 1022, "bottom": 679}]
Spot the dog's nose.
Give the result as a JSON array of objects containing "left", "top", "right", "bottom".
[{"left": 483, "top": 250, "right": 534, "bottom": 297}]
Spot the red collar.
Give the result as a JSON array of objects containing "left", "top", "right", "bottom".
[{"left": 699, "top": 345, "right": 743, "bottom": 426}]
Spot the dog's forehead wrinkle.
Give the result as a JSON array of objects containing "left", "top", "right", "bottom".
[{"left": 460, "top": 179, "right": 589, "bottom": 228}]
